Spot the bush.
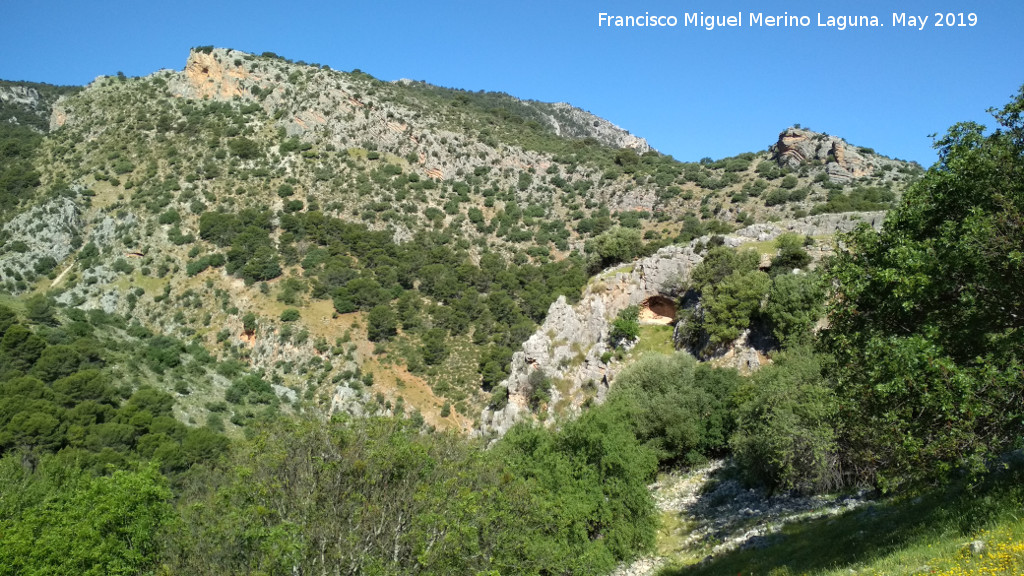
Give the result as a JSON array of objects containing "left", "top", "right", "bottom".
[
  {"left": 489, "top": 386, "right": 509, "bottom": 409},
  {"left": 701, "top": 269, "right": 770, "bottom": 346},
  {"left": 591, "top": 227, "right": 644, "bottom": 270},
  {"left": 279, "top": 308, "right": 301, "bottom": 322},
  {"left": 497, "top": 409, "right": 657, "bottom": 570},
  {"left": 763, "top": 272, "right": 824, "bottom": 347},
  {"left": 112, "top": 258, "right": 134, "bottom": 274},
  {"left": 527, "top": 370, "right": 551, "bottom": 409},
  {"left": 242, "top": 313, "right": 257, "bottom": 334},
  {"left": 609, "top": 305, "right": 640, "bottom": 346},
  {"left": 607, "top": 353, "right": 740, "bottom": 466},
  {"left": 770, "top": 232, "right": 812, "bottom": 274},
  {"left": 228, "top": 138, "right": 261, "bottom": 159},
  {"left": 158, "top": 209, "right": 181, "bottom": 225},
  {"left": 731, "top": 349, "right": 838, "bottom": 493}
]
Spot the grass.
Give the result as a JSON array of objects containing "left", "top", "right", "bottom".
[
  {"left": 656, "top": 459, "right": 1024, "bottom": 576},
  {"left": 657, "top": 510, "right": 702, "bottom": 562},
  {"left": 634, "top": 324, "right": 677, "bottom": 357}
]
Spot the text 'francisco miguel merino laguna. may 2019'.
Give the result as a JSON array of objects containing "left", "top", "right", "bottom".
[{"left": 596, "top": 11, "right": 978, "bottom": 31}]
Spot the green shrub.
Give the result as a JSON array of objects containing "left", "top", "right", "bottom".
[
  {"left": 702, "top": 269, "right": 770, "bottom": 347},
  {"left": 609, "top": 305, "right": 640, "bottom": 346},
  {"left": 763, "top": 272, "right": 824, "bottom": 347},
  {"left": 731, "top": 349, "right": 838, "bottom": 493},
  {"left": 366, "top": 305, "right": 397, "bottom": 342},
  {"left": 607, "top": 353, "right": 740, "bottom": 466}
]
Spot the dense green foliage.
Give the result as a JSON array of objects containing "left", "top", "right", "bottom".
[
  {"left": 606, "top": 353, "right": 741, "bottom": 466},
  {"left": 0, "top": 301, "right": 657, "bottom": 576},
  {"left": 810, "top": 186, "right": 896, "bottom": 215},
  {"left": 680, "top": 238, "right": 820, "bottom": 353},
  {"left": 164, "top": 413, "right": 655, "bottom": 575},
  {"left": 0, "top": 124, "right": 42, "bottom": 214},
  {"left": 762, "top": 272, "right": 824, "bottom": 347},
  {"left": 609, "top": 304, "right": 640, "bottom": 347},
  {"left": 731, "top": 349, "right": 838, "bottom": 493},
  {"left": 822, "top": 87, "right": 1024, "bottom": 489},
  {"left": 0, "top": 461, "right": 171, "bottom": 576}
]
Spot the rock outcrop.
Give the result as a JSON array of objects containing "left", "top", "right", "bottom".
[
  {"left": 169, "top": 49, "right": 252, "bottom": 101},
  {"left": 1, "top": 81, "right": 78, "bottom": 132},
  {"left": 0, "top": 197, "right": 81, "bottom": 292},
  {"left": 476, "top": 212, "right": 888, "bottom": 438},
  {"left": 544, "top": 102, "right": 651, "bottom": 153},
  {"left": 770, "top": 127, "right": 893, "bottom": 183},
  {"left": 477, "top": 243, "right": 704, "bottom": 437},
  {"left": 0, "top": 85, "right": 42, "bottom": 108}
]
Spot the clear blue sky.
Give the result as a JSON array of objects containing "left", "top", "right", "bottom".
[{"left": 3, "top": 0, "right": 1022, "bottom": 165}]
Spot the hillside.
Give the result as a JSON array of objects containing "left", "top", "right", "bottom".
[
  {"left": 0, "top": 47, "right": 920, "bottom": 430},
  {"left": 0, "top": 45, "right": 1022, "bottom": 576}
]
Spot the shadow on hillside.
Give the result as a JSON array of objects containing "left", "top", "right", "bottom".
[{"left": 659, "top": 458, "right": 1024, "bottom": 576}]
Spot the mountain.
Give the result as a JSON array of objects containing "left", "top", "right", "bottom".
[
  {"left": 2, "top": 46, "right": 1021, "bottom": 576},
  {"left": 0, "top": 47, "right": 920, "bottom": 431}
]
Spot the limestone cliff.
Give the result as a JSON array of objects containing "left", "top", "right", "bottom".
[{"left": 476, "top": 211, "right": 888, "bottom": 438}]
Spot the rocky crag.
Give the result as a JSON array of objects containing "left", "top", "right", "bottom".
[
  {"left": 0, "top": 197, "right": 81, "bottom": 291},
  {"left": 477, "top": 211, "right": 887, "bottom": 438},
  {"left": 1, "top": 80, "right": 79, "bottom": 132},
  {"left": 770, "top": 127, "right": 904, "bottom": 184}
]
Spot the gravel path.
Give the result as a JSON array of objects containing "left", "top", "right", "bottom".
[{"left": 612, "top": 460, "right": 870, "bottom": 576}]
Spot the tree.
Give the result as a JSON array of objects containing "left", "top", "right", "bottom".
[
  {"left": 366, "top": 304, "right": 397, "bottom": 342},
  {"left": 763, "top": 272, "right": 824, "bottom": 347},
  {"left": 590, "top": 227, "right": 644, "bottom": 270},
  {"left": 690, "top": 246, "right": 760, "bottom": 292},
  {"left": 0, "top": 305, "right": 16, "bottom": 338},
  {"left": 822, "top": 86, "right": 1024, "bottom": 489},
  {"left": 0, "top": 325, "right": 47, "bottom": 372},
  {"left": 241, "top": 313, "right": 257, "bottom": 335},
  {"left": 770, "top": 232, "right": 812, "bottom": 274},
  {"left": 228, "top": 137, "right": 261, "bottom": 159},
  {"left": 421, "top": 327, "right": 448, "bottom": 365},
  {"left": 701, "top": 269, "right": 770, "bottom": 346},
  {"left": 607, "top": 353, "right": 740, "bottom": 466},
  {"left": 30, "top": 345, "right": 83, "bottom": 382},
  {"left": 0, "top": 460, "right": 172, "bottom": 576},
  {"left": 24, "top": 294, "right": 56, "bottom": 326},
  {"left": 497, "top": 409, "right": 657, "bottom": 571}
]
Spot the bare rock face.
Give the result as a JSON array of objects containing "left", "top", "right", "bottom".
[
  {"left": 0, "top": 85, "right": 42, "bottom": 108},
  {"left": 734, "top": 211, "right": 887, "bottom": 242},
  {"left": 771, "top": 127, "right": 878, "bottom": 182},
  {"left": 168, "top": 49, "right": 252, "bottom": 101},
  {"left": 544, "top": 102, "right": 652, "bottom": 153},
  {"left": 477, "top": 243, "right": 704, "bottom": 438},
  {"left": 0, "top": 197, "right": 81, "bottom": 293}
]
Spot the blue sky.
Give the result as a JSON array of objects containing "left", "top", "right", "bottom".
[{"left": 2, "top": 0, "right": 1022, "bottom": 165}]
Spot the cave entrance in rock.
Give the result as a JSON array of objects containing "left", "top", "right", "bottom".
[{"left": 638, "top": 295, "right": 677, "bottom": 325}]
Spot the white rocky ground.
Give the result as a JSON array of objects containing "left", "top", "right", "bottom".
[{"left": 612, "top": 460, "right": 871, "bottom": 576}]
